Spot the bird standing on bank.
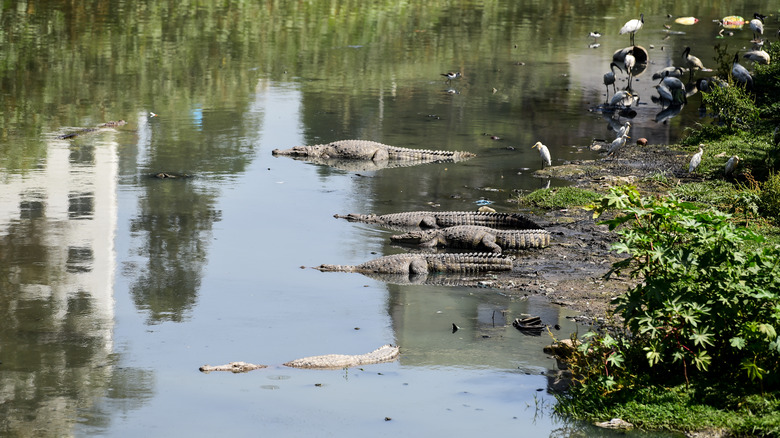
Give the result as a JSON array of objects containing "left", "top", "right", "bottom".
[
  {"left": 725, "top": 155, "right": 740, "bottom": 176},
  {"left": 617, "top": 121, "right": 631, "bottom": 138},
  {"left": 531, "top": 141, "right": 552, "bottom": 168},
  {"left": 731, "top": 53, "right": 753, "bottom": 88},
  {"left": 750, "top": 13, "right": 765, "bottom": 41},
  {"left": 743, "top": 49, "right": 770, "bottom": 65},
  {"left": 682, "top": 47, "right": 705, "bottom": 81},
  {"left": 619, "top": 13, "right": 644, "bottom": 46},
  {"left": 607, "top": 133, "right": 630, "bottom": 159},
  {"left": 689, "top": 146, "right": 704, "bottom": 173}
]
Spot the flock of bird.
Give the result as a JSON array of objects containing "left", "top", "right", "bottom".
[{"left": 444, "top": 12, "right": 775, "bottom": 176}]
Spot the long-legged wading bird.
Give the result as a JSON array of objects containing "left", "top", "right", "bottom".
[
  {"left": 689, "top": 146, "right": 704, "bottom": 173},
  {"left": 623, "top": 50, "right": 636, "bottom": 87},
  {"left": 652, "top": 66, "right": 684, "bottom": 81},
  {"left": 619, "top": 13, "right": 644, "bottom": 46},
  {"left": 617, "top": 121, "right": 631, "bottom": 138},
  {"left": 750, "top": 13, "right": 765, "bottom": 41},
  {"left": 607, "top": 133, "right": 630, "bottom": 160},
  {"left": 603, "top": 62, "right": 621, "bottom": 99},
  {"left": 610, "top": 90, "right": 634, "bottom": 108},
  {"left": 441, "top": 72, "right": 461, "bottom": 84},
  {"left": 682, "top": 47, "right": 705, "bottom": 81},
  {"left": 724, "top": 155, "right": 740, "bottom": 176},
  {"left": 532, "top": 142, "right": 552, "bottom": 168},
  {"left": 731, "top": 53, "right": 753, "bottom": 88}
]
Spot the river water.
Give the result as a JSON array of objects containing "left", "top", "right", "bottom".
[{"left": 0, "top": 1, "right": 774, "bottom": 436}]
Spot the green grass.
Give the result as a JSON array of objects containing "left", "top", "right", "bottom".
[{"left": 515, "top": 186, "right": 600, "bottom": 209}]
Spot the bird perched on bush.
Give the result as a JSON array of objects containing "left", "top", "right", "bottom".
[
  {"left": 531, "top": 141, "right": 552, "bottom": 168},
  {"left": 731, "top": 54, "right": 753, "bottom": 88}
]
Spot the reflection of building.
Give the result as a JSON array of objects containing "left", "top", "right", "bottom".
[{"left": 0, "top": 131, "right": 119, "bottom": 435}]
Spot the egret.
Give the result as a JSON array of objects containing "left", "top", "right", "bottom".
[
  {"left": 682, "top": 47, "right": 706, "bottom": 81},
  {"left": 749, "top": 13, "right": 765, "bottom": 41},
  {"left": 731, "top": 53, "right": 753, "bottom": 88},
  {"left": 610, "top": 90, "right": 633, "bottom": 107},
  {"left": 724, "top": 155, "right": 740, "bottom": 176},
  {"left": 619, "top": 13, "right": 644, "bottom": 46},
  {"left": 689, "top": 146, "right": 704, "bottom": 173},
  {"left": 607, "top": 133, "right": 630, "bottom": 160},
  {"left": 743, "top": 50, "right": 770, "bottom": 65},
  {"left": 617, "top": 121, "right": 631, "bottom": 138},
  {"left": 624, "top": 50, "right": 636, "bottom": 87},
  {"left": 532, "top": 142, "right": 552, "bottom": 168},
  {"left": 603, "top": 62, "right": 621, "bottom": 99}
]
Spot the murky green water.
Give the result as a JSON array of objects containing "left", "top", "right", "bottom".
[{"left": 1, "top": 1, "right": 775, "bottom": 436}]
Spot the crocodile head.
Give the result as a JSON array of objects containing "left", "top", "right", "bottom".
[
  {"left": 271, "top": 144, "right": 329, "bottom": 157},
  {"left": 389, "top": 230, "right": 427, "bottom": 244}
]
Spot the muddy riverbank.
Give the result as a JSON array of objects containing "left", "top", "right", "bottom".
[{"left": 493, "top": 142, "right": 695, "bottom": 322}]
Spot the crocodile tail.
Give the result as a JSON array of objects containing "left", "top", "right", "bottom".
[{"left": 314, "top": 264, "right": 357, "bottom": 272}]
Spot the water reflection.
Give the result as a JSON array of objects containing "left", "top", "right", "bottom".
[{"left": 0, "top": 131, "right": 152, "bottom": 435}]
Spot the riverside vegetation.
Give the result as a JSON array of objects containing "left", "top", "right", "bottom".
[{"left": 540, "top": 41, "right": 780, "bottom": 436}]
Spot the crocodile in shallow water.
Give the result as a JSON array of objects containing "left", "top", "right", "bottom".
[
  {"left": 199, "top": 344, "right": 400, "bottom": 373},
  {"left": 314, "top": 252, "right": 514, "bottom": 277},
  {"left": 390, "top": 225, "right": 550, "bottom": 253},
  {"left": 334, "top": 210, "right": 543, "bottom": 230},
  {"left": 57, "top": 120, "right": 127, "bottom": 139},
  {"left": 272, "top": 140, "right": 474, "bottom": 170}
]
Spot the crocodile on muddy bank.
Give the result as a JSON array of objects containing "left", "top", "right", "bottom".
[
  {"left": 334, "top": 210, "right": 543, "bottom": 230},
  {"left": 390, "top": 225, "right": 550, "bottom": 253},
  {"left": 314, "top": 252, "right": 514, "bottom": 277},
  {"left": 199, "top": 344, "right": 400, "bottom": 373},
  {"left": 272, "top": 140, "right": 475, "bottom": 170}
]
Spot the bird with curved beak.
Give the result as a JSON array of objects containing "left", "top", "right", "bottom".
[
  {"left": 603, "top": 62, "right": 621, "bottom": 101},
  {"left": 619, "top": 13, "right": 644, "bottom": 46},
  {"left": 743, "top": 49, "right": 770, "bottom": 65},
  {"left": 682, "top": 47, "right": 706, "bottom": 81},
  {"left": 731, "top": 53, "right": 753, "bottom": 88},
  {"left": 689, "top": 146, "right": 704, "bottom": 173},
  {"left": 531, "top": 142, "right": 552, "bottom": 168}
]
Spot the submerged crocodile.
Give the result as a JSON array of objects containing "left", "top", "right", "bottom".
[
  {"left": 272, "top": 140, "right": 475, "bottom": 169},
  {"left": 57, "top": 120, "right": 127, "bottom": 139},
  {"left": 334, "top": 210, "right": 543, "bottom": 230},
  {"left": 199, "top": 344, "right": 400, "bottom": 373},
  {"left": 314, "top": 252, "right": 514, "bottom": 276},
  {"left": 390, "top": 226, "right": 550, "bottom": 253}
]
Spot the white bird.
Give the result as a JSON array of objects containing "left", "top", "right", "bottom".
[
  {"left": 750, "top": 13, "right": 765, "bottom": 41},
  {"left": 689, "top": 146, "right": 704, "bottom": 173},
  {"left": 619, "top": 13, "right": 644, "bottom": 46},
  {"left": 532, "top": 141, "right": 552, "bottom": 168},
  {"left": 623, "top": 51, "right": 636, "bottom": 86},
  {"left": 724, "top": 155, "right": 740, "bottom": 176},
  {"left": 731, "top": 53, "right": 753, "bottom": 88},
  {"left": 743, "top": 50, "right": 770, "bottom": 65},
  {"left": 607, "top": 133, "right": 630, "bottom": 159},
  {"left": 589, "top": 31, "right": 602, "bottom": 41},
  {"left": 617, "top": 121, "right": 631, "bottom": 138},
  {"left": 682, "top": 47, "right": 705, "bottom": 81},
  {"left": 610, "top": 90, "right": 638, "bottom": 108},
  {"left": 603, "top": 62, "right": 621, "bottom": 98}
]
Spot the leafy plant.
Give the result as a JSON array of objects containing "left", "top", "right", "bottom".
[
  {"left": 760, "top": 171, "right": 780, "bottom": 224},
  {"left": 589, "top": 186, "right": 780, "bottom": 387}
]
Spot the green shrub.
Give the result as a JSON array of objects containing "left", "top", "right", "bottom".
[
  {"left": 761, "top": 171, "right": 780, "bottom": 224},
  {"left": 589, "top": 186, "right": 780, "bottom": 387},
  {"left": 514, "top": 186, "right": 600, "bottom": 209}
]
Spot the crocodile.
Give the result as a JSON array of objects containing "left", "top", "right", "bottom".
[
  {"left": 390, "top": 226, "right": 550, "bottom": 253},
  {"left": 199, "top": 344, "right": 400, "bottom": 373},
  {"left": 314, "top": 252, "right": 514, "bottom": 276},
  {"left": 57, "top": 120, "right": 127, "bottom": 139},
  {"left": 271, "top": 139, "right": 475, "bottom": 169},
  {"left": 334, "top": 210, "right": 543, "bottom": 230}
]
